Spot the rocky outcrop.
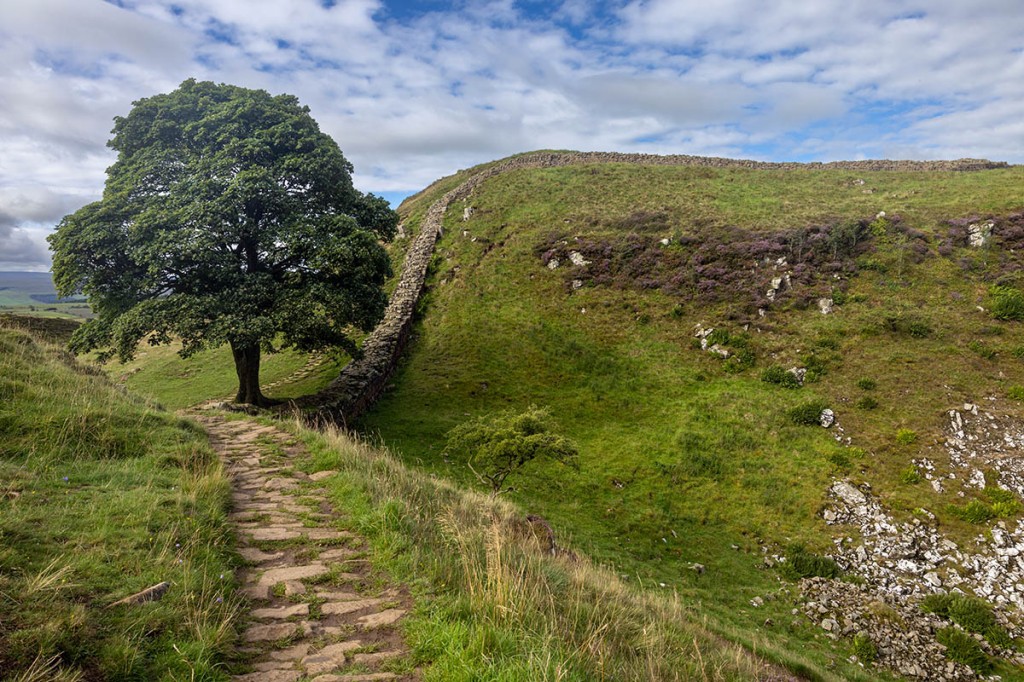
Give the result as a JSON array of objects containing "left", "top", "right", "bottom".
[
  {"left": 307, "top": 151, "right": 1009, "bottom": 424},
  {"left": 800, "top": 578, "right": 977, "bottom": 681}
]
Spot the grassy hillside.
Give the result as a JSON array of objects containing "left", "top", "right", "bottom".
[
  {"left": 286, "top": 420, "right": 801, "bottom": 681},
  {"left": 357, "top": 158, "right": 1024, "bottom": 678},
  {"left": 0, "top": 320, "right": 799, "bottom": 680},
  {"left": 107, "top": 340, "right": 345, "bottom": 410},
  {"left": 0, "top": 322, "right": 236, "bottom": 681}
]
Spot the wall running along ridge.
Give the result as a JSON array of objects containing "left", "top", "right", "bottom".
[{"left": 308, "top": 151, "right": 1009, "bottom": 424}]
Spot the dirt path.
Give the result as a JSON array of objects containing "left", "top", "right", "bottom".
[{"left": 195, "top": 414, "right": 418, "bottom": 682}]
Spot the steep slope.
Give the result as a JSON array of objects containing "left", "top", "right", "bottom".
[
  {"left": 356, "top": 152, "right": 1024, "bottom": 679},
  {"left": 0, "top": 322, "right": 236, "bottom": 680}
]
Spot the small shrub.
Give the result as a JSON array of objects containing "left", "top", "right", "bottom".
[
  {"left": 856, "top": 377, "right": 877, "bottom": 391},
  {"left": 990, "top": 285, "right": 1024, "bottom": 321},
  {"left": 983, "top": 624, "right": 1014, "bottom": 650},
  {"left": 883, "top": 314, "right": 933, "bottom": 338},
  {"left": 948, "top": 596, "right": 998, "bottom": 634},
  {"left": 948, "top": 499, "right": 996, "bottom": 524},
  {"left": 781, "top": 544, "right": 840, "bottom": 580},
  {"left": 991, "top": 500, "right": 1021, "bottom": 518},
  {"left": 445, "top": 406, "right": 579, "bottom": 494},
  {"left": 987, "top": 487, "right": 1017, "bottom": 504},
  {"left": 801, "top": 352, "right": 831, "bottom": 380},
  {"left": 828, "top": 450, "right": 851, "bottom": 472},
  {"left": 761, "top": 365, "right": 801, "bottom": 389},
  {"left": 935, "top": 627, "right": 992, "bottom": 673},
  {"left": 925, "top": 594, "right": 1013, "bottom": 651},
  {"left": 968, "top": 340, "right": 996, "bottom": 360},
  {"left": 1012, "top": 345, "right": 1024, "bottom": 359},
  {"left": 1008, "top": 386, "right": 1024, "bottom": 401},
  {"left": 704, "top": 328, "right": 731, "bottom": 347},
  {"left": 723, "top": 349, "right": 756, "bottom": 373},
  {"left": 855, "top": 396, "right": 879, "bottom": 410},
  {"left": 858, "top": 256, "right": 888, "bottom": 272},
  {"left": 852, "top": 632, "right": 877, "bottom": 664},
  {"left": 920, "top": 593, "right": 954, "bottom": 616},
  {"left": 899, "top": 467, "right": 922, "bottom": 484},
  {"left": 894, "top": 428, "right": 917, "bottom": 446},
  {"left": 788, "top": 400, "right": 829, "bottom": 426},
  {"left": 815, "top": 334, "right": 841, "bottom": 350}
]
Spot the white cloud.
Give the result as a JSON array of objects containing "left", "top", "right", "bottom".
[{"left": 0, "top": 0, "right": 1020, "bottom": 270}]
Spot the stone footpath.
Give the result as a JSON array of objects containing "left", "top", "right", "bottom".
[{"left": 196, "top": 415, "right": 417, "bottom": 682}]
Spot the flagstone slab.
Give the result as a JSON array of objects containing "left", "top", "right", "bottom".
[
  {"left": 258, "top": 563, "right": 328, "bottom": 586},
  {"left": 320, "top": 598, "right": 384, "bottom": 616},
  {"left": 357, "top": 609, "right": 406, "bottom": 629},
  {"left": 251, "top": 603, "right": 309, "bottom": 619}
]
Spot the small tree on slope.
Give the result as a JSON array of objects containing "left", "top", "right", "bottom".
[
  {"left": 49, "top": 79, "right": 397, "bottom": 406},
  {"left": 445, "top": 406, "right": 579, "bottom": 494}
]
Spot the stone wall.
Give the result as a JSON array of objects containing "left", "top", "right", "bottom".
[{"left": 309, "top": 151, "right": 1009, "bottom": 424}]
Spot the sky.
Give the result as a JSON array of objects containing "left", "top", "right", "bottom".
[{"left": 1, "top": 0, "right": 1022, "bottom": 271}]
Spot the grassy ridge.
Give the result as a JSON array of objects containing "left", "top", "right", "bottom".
[
  {"left": 0, "top": 323, "right": 237, "bottom": 681},
  {"left": 357, "top": 161, "right": 1024, "bottom": 676}
]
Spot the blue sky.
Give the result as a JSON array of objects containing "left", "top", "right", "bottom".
[{"left": 1, "top": 0, "right": 1022, "bottom": 270}]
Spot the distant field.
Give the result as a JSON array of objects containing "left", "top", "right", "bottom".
[{"left": 0, "top": 271, "right": 90, "bottom": 316}]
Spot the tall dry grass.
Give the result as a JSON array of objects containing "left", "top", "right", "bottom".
[{"left": 302, "top": 422, "right": 780, "bottom": 681}]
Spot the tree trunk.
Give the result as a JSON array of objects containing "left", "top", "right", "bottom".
[{"left": 231, "top": 341, "right": 268, "bottom": 406}]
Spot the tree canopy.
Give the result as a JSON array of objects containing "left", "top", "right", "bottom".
[
  {"left": 49, "top": 79, "right": 398, "bottom": 405},
  {"left": 445, "top": 406, "right": 579, "bottom": 494}
]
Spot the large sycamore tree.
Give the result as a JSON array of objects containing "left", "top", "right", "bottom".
[{"left": 49, "top": 79, "right": 397, "bottom": 406}]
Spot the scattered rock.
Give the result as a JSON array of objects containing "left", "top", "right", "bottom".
[
  {"left": 819, "top": 409, "right": 835, "bottom": 428},
  {"left": 818, "top": 297, "right": 834, "bottom": 315},
  {"left": 968, "top": 220, "right": 994, "bottom": 247},
  {"left": 108, "top": 581, "right": 171, "bottom": 607},
  {"left": 569, "top": 251, "right": 590, "bottom": 267}
]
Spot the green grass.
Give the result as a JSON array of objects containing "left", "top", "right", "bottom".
[
  {"left": 0, "top": 322, "right": 238, "bottom": 680},
  {"left": 285, "top": 420, "right": 854, "bottom": 681},
  {"left": 96, "top": 340, "right": 345, "bottom": 410},
  {"left": 353, "top": 159, "right": 1024, "bottom": 676}
]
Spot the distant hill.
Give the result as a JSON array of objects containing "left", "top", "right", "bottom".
[{"left": 0, "top": 271, "right": 86, "bottom": 307}]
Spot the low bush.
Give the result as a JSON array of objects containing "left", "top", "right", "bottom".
[
  {"left": 899, "top": 467, "right": 922, "bottom": 484},
  {"left": 787, "top": 400, "right": 828, "bottom": 426},
  {"left": 856, "top": 377, "right": 877, "bottom": 391},
  {"left": 920, "top": 593, "right": 954, "bottom": 616},
  {"left": 968, "top": 340, "right": 997, "bottom": 360},
  {"left": 935, "top": 627, "right": 992, "bottom": 673},
  {"left": 827, "top": 450, "right": 851, "bottom": 472},
  {"left": 761, "top": 365, "right": 801, "bottom": 389},
  {"left": 990, "top": 285, "right": 1024, "bottom": 321},
  {"left": 948, "top": 499, "right": 996, "bottom": 524},
  {"left": 852, "top": 632, "right": 877, "bottom": 664},
  {"left": 925, "top": 594, "right": 1012, "bottom": 654},
  {"left": 894, "top": 428, "right": 918, "bottom": 446},
  {"left": 855, "top": 396, "right": 879, "bottom": 410},
  {"left": 1008, "top": 386, "right": 1024, "bottom": 401},
  {"left": 704, "top": 328, "right": 732, "bottom": 347},
  {"left": 948, "top": 596, "right": 999, "bottom": 635},
  {"left": 780, "top": 544, "right": 840, "bottom": 580},
  {"left": 723, "top": 348, "right": 756, "bottom": 373},
  {"left": 882, "top": 314, "right": 932, "bottom": 338}
]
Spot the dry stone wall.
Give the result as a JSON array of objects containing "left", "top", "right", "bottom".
[{"left": 309, "top": 151, "right": 1009, "bottom": 424}]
